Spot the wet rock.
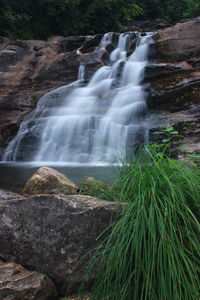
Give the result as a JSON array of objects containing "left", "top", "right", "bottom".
[
  {"left": 59, "top": 36, "right": 86, "bottom": 52},
  {"left": 23, "top": 167, "right": 78, "bottom": 195},
  {"left": 81, "top": 49, "right": 110, "bottom": 80},
  {"left": 0, "top": 261, "right": 57, "bottom": 300},
  {"left": 104, "top": 42, "right": 115, "bottom": 54},
  {"left": 0, "top": 194, "right": 123, "bottom": 293},
  {"left": 0, "top": 189, "right": 23, "bottom": 202},
  {"left": 148, "top": 19, "right": 200, "bottom": 155},
  {"left": 79, "top": 34, "right": 103, "bottom": 53},
  {"left": 127, "top": 38, "right": 137, "bottom": 57},
  {"left": 0, "top": 36, "right": 84, "bottom": 157}
]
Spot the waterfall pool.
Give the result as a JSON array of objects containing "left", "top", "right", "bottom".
[{"left": 0, "top": 162, "right": 118, "bottom": 193}]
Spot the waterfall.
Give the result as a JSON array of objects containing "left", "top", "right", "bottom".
[
  {"left": 77, "top": 64, "right": 85, "bottom": 81},
  {"left": 3, "top": 32, "right": 153, "bottom": 164}
]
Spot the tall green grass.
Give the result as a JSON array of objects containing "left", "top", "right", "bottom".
[{"left": 86, "top": 148, "right": 200, "bottom": 300}]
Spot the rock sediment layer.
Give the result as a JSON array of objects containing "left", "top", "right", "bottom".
[{"left": 148, "top": 18, "right": 200, "bottom": 154}]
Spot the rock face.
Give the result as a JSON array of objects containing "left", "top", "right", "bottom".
[
  {"left": 148, "top": 18, "right": 200, "bottom": 155},
  {"left": 23, "top": 167, "right": 78, "bottom": 196},
  {"left": 0, "top": 194, "right": 123, "bottom": 293},
  {"left": 0, "top": 34, "right": 119, "bottom": 158},
  {"left": 0, "top": 261, "right": 57, "bottom": 300}
]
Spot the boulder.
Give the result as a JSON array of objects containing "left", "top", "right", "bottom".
[
  {"left": 0, "top": 195, "right": 121, "bottom": 293},
  {"left": 152, "top": 18, "right": 200, "bottom": 62},
  {"left": 0, "top": 194, "right": 123, "bottom": 293},
  {"left": 0, "top": 261, "right": 57, "bottom": 300},
  {"left": 23, "top": 167, "right": 78, "bottom": 195}
]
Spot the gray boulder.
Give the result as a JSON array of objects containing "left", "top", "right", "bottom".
[{"left": 0, "top": 194, "right": 123, "bottom": 293}]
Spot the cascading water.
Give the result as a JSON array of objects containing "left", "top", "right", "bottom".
[{"left": 3, "top": 32, "right": 153, "bottom": 164}]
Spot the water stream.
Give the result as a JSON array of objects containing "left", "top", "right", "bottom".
[{"left": 3, "top": 32, "right": 153, "bottom": 165}]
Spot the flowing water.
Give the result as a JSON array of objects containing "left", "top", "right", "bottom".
[{"left": 3, "top": 32, "right": 153, "bottom": 165}]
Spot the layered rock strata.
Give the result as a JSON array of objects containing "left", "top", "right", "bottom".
[{"left": 148, "top": 18, "right": 200, "bottom": 155}]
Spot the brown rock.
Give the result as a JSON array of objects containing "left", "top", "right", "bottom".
[
  {"left": 148, "top": 19, "right": 200, "bottom": 155},
  {"left": 0, "top": 261, "right": 57, "bottom": 300},
  {"left": 152, "top": 18, "right": 200, "bottom": 62},
  {"left": 23, "top": 167, "right": 78, "bottom": 195},
  {"left": 0, "top": 194, "right": 123, "bottom": 293},
  {"left": 0, "top": 36, "right": 84, "bottom": 158}
]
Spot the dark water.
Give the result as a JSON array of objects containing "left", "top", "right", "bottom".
[{"left": 0, "top": 162, "right": 118, "bottom": 194}]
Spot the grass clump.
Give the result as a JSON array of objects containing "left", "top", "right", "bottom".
[{"left": 85, "top": 148, "right": 200, "bottom": 300}]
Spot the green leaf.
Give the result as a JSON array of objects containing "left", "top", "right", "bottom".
[
  {"left": 178, "top": 145, "right": 188, "bottom": 150},
  {"left": 171, "top": 131, "right": 179, "bottom": 135},
  {"left": 186, "top": 154, "right": 200, "bottom": 158},
  {"left": 162, "top": 138, "right": 170, "bottom": 143},
  {"left": 163, "top": 127, "right": 174, "bottom": 132}
]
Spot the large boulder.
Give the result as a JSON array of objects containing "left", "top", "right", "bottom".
[
  {"left": 23, "top": 167, "right": 78, "bottom": 195},
  {"left": 0, "top": 194, "right": 123, "bottom": 294},
  {"left": 0, "top": 261, "right": 57, "bottom": 300},
  {"left": 151, "top": 18, "right": 200, "bottom": 62}
]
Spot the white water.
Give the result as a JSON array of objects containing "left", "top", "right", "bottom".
[{"left": 3, "top": 32, "right": 153, "bottom": 163}]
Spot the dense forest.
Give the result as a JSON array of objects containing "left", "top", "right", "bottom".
[{"left": 0, "top": 0, "right": 200, "bottom": 39}]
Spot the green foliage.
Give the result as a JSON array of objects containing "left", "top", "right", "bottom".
[
  {"left": 0, "top": 5, "right": 33, "bottom": 39},
  {"left": 79, "top": 179, "right": 116, "bottom": 201},
  {"left": 152, "top": 126, "right": 184, "bottom": 158},
  {"left": 153, "top": 126, "right": 182, "bottom": 143},
  {"left": 82, "top": 147, "right": 200, "bottom": 300},
  {"left": 0, "top": 0, "right": 199, "bottom": 40},
  {"left": 0, "top": 0, "right": 143, "bottom": 39}
]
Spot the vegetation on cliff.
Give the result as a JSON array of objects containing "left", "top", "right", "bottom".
[{"left": 0, "top": 0, "right": 200, "bottom": 39}]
